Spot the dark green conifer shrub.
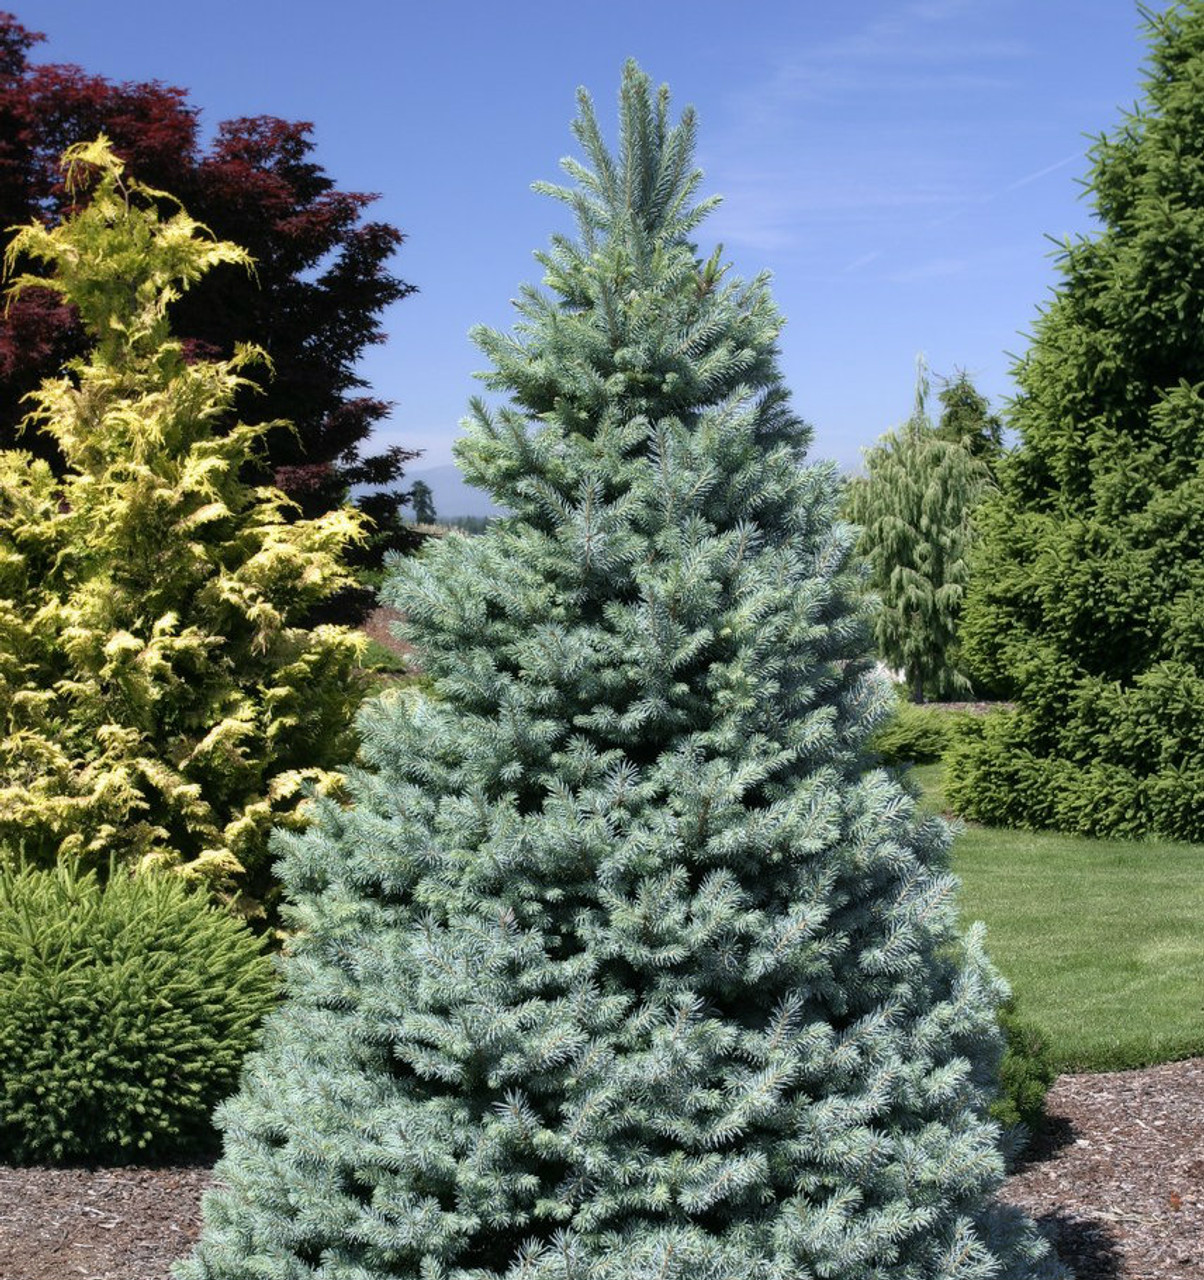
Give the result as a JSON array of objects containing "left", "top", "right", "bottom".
[
  {"left": 0, "top": 860, "right": 275, "bottom": 1165},
  {"left": 952, "top": 3, "right": 1204, "bottom": 842},
  {"left": 870, "top": 698, "right": 974, "bottom": 766},
  {"left": 933, "top": 371, "right": 1003, "bottom": 467},
  {"left": 181, "top": 65, "right": 1064, "bottom": 1280},
  {"left": 990, "top": 998, "right": 1057, "bottom": 1140}
]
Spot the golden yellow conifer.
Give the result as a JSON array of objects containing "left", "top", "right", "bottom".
[{"left": 0, "top": 138, "right": 368, "bottom": 919}]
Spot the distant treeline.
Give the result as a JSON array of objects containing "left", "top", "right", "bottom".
[{"left": 439, "top": 515, "right": 494, "bottom": 535}]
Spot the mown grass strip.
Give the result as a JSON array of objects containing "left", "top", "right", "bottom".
[{"left": 909, "top": 764, "right": 1204, "bottom": 1072}]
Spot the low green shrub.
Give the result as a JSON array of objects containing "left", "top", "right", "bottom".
[
  {"left": 991, "top": 995, "right": 1057, "bottom": 1139},
  {"left": 870, "top": 697, "right": 973, "bottom": 765},
  {"left": 945, "top": 712, "right": 1029, "bottom": 826},
  {"left": 947, "top": 669, "right": 1204, "bottom": 843},
  {"left": 945, "top": 708, "right": 1192, "bottom": 838},
  {"left": 0, "top": 860, "right": 276, "bottom": 1165},
  {"left": 359, "top": 636, "right": 411, "bottom": 676}
]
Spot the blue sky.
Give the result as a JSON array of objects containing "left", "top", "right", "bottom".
[{"left": 21, "top": 0, "right": 1150, "bottom": 490}]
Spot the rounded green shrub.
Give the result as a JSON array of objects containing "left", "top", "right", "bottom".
[
  {"left": 946, "top": 706, "right": 1196, "bottom": 839},
  {"left": 869, "top": 696, "right": 974, "bottom": 765},
  {"left": 0, "top": 860, "right": 276, "bottom": 1164},
  {"left": 946, "top": 711, "right": 1054, "bottom": 830},
  {"left": 991, "top": 996, "right": 1057, "bottom": 1140}
]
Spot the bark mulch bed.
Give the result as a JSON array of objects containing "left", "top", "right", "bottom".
[
  {"left": 359, "top": 605, "right": 410, "bottom": 661},
  {"left": 2, "top": 1058, "right": 1199, "bottom": 1279},
  {"left": 1000, "top": 1056, "right": 1204, "bottom": 1279},
  {"left": 0, "top": 1161, "right": 211, "bottom": 1280}
]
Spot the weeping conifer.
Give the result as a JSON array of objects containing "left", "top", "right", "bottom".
[
  {"left": 847, "top": 360, "right": 993, "bottom": 703},
  {"left": 180, "top": 65, "right": 1064, "bottom": 1280}
]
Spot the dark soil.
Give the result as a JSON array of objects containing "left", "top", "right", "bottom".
[{"left": 1, "top": 1059, "right": 1199, "bottom": 1279}]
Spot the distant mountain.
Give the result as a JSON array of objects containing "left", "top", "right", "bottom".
[{"left": 405, "top": 463, "right": 506, "bottom": 520}]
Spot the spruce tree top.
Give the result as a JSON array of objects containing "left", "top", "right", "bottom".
[
  {"left": 182, "top": 64, "right": 1063, "bottom": 1280},
  {"left": 397, "top": 63, "right": 866, "bottom": 782},
  {"left": 933, "top": 372, "right": 1002, "bottom": 465},
  {"left": 1001, "top": 0, "right": 1204, "bottom": 513}
]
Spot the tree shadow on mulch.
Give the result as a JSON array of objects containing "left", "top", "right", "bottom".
[
  {"left": 1006, "top": 1117, "right": 1126, "bottom": 1279},
  {"left": 1035, "top": 1209, "right": 1125, "bottom": 1280},
  {"left": 1013, "top": 1112, "right": 1078, "bottom": 1170},
  {"left": 994, "top": 1194, "right": 1123, "bottom": 1278}
]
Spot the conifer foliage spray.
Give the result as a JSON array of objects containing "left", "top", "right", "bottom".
[{"left": 181, "top": 65, "right": 1065, "bottom": 1280}]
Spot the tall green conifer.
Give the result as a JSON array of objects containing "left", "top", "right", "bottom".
[
  {"left": 952, "top": 2, "right": 1204, "bottom": 841},
  {"left": 847, "top": 360, "right": 993, "bottom": 703},
  {"left": 0, "top": 139, "right": 367, "bottom": 916},
  {"left": 181, "top": 67, "right": 1063, "bottom": 1280},
  {"left": 933, "top": 372, "right": 1003, "bottom": 467}
]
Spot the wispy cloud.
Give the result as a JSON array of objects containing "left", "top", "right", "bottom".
[
  {"left": 925, "top": 149, "right": 1085, "bottom": 229},
  {"left": 1002, "top": 150, "right": 1082, "bottom": 193},
  {"left": 843, "top": 249, "right": 883, "bottom": 273},
  {"left": 702, "top": 1, "right": 1031, "bottom": 262},
  {"left": 886, "top": 256, "right": 969, "bottom": 284},
  {"left": 707, "top": 170, "right": 956, "bottom": 255},
  {"left": 725, "top": 0, "right": 1027, "bottom": 118}
]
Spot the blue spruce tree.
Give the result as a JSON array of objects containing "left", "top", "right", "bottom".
[{"left": 180, "top": 65, "right": 1066, "bottom": 1280}]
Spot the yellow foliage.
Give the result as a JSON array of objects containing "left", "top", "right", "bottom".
[{"left": 0, "top": 138, "right": 368, "bottom": 921}]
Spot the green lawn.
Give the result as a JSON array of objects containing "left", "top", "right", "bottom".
[{"left": 911, "top": 764, "right": 1204, "bottom": 1073}]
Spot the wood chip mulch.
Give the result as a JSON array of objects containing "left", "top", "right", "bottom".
[
  {"left": 1000, "top": 1056, "right": 1204, "bottom": 1279},
  {"left": 1, "top": 1058, "right": 1199, "bottom": 1279},
  {"left": 360, "top": 605, "right": 411, "bottom": 660},
  {"left": 0, "top": 1161, "right": 211, "bottom": 1280}
]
